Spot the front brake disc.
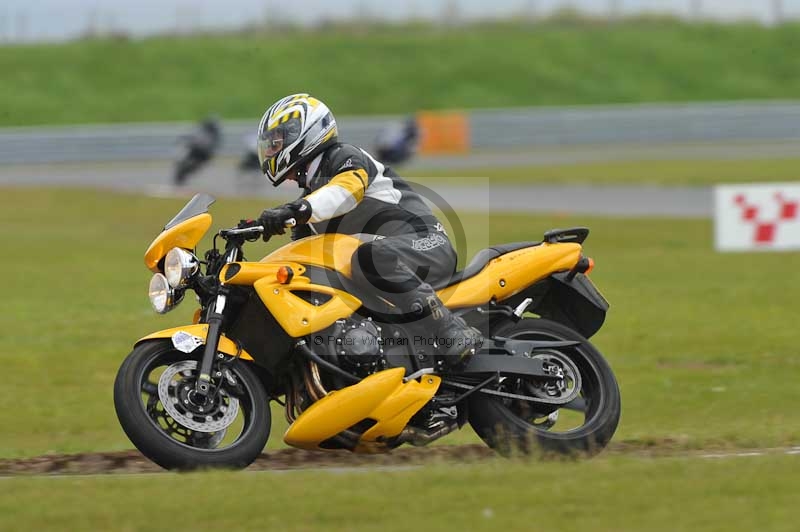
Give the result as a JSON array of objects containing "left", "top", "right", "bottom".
[{"left": 158, "top": 360, "right": 240, "bottom": 433}]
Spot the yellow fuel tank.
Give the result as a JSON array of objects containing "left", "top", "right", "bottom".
[{"left": 261, "top": 234, "right": 362, "bottom": 278}]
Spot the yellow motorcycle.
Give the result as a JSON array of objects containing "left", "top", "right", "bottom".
[{"left": 114, "top": 193, "right": 620, "bottom": 470}]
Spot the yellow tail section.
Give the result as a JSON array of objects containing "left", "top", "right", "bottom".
[{"left": 438, "top": 242, "right": 582, "bottom": 308}]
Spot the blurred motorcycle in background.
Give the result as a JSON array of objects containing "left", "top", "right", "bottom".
[
  {"left": 236, "top": 132, "right": 261, "bottom": 174},
  {"left": 374, "top": 116, "right": 419, "bottom": 167},
  {"left": 173, "top": 116, "right": 222, "bottom": 186}
]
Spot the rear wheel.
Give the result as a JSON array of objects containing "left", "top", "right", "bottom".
[
  {"left": 468, "top": 318, "right": 620, "bottom": 456},
  {"left": 114, "top": 340, "right": 271, "bottom": 470}
]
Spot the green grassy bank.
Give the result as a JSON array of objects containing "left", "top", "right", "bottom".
[{"left": 1, "top": 18, "right": 799, "bottom": 126}]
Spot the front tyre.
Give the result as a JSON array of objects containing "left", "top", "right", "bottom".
[
  {"left": 468, "top": 318, "right": 620, "bottom": 456},
  {"left": 114, "top": 340, "right": 271, "bottom": 470}
]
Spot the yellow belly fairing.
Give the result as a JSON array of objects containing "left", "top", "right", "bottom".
[{"left": 283, "top": 367, "right": 441, "bottom": 452}]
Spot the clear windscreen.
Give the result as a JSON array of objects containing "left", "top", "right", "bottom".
[{"left": 164, "top": 193, "right": 216, "bottom": 230}]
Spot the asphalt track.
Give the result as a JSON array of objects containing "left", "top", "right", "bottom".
[
  {"left": 0, "top": 154, "right": 712, "bottom": 218},
  {"left": 3, "top": 138, "right": 796, "bottom": 219}
]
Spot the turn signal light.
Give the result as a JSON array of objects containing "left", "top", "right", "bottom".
[
  {"left": 277, "top": 266, "right": 294, "bottom": 284},
  {"left": 566, "top": 256, "right": 595, "bottom": 281},
  {"left": 585, "top": 257, "right": 595, "bottom": 275}
]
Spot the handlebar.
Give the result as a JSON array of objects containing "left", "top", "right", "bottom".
[
  {"left": 220, "top": 218, "right": 297, "bottom": 239},
  {"left": 222, "top": 226, "right": 264, "bottom": 237}
]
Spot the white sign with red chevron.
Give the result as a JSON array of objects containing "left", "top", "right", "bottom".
[{"left": 714, "top": 184, "right": 800, "bottom": 252}]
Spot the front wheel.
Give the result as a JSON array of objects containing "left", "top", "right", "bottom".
[
  {"left": 113, "top": 340, "right": 271, "bottom": 470},
  {"left": 468, "top": 318, "right": 620, "bottom": 456}
]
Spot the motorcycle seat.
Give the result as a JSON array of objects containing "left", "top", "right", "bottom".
[{"left": 438, "top": 241, "right": 542, "bottom": 289}]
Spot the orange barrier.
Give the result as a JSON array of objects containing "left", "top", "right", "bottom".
[{"left": 416, "top": 111, "right": 470, "bottom": 154}]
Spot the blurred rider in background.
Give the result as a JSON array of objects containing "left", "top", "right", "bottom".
[
  {"left": 247, "top": 93, "right": 481, "bottom": 367},
  {"left": 173, "top": 115, "right": 222, "bottom": 186},
  {"left": 237, "top": 132, "right": 261, "bottom": 174},
  {"left": 374, "top": 116, "right": 419, "bottom": 167}
]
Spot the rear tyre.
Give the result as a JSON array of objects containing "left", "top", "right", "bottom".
[
  {"left": 114, "top": 340, "right": 271, "bottom": 470},
  {"left": 468, "top": 318, "right": 620, "bottom": 456}
]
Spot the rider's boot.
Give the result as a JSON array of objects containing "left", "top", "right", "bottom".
[{"left": 398, "top": 283, "right": 483, "bottom": 369}]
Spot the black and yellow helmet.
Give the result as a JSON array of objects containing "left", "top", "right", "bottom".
[{"left": 257, "top": 94, "right": 338, "bottom": 186}]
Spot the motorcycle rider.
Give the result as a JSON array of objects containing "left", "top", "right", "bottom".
[
  {"left": 173, "top": 115, "right": 222, "bottom": 186},
  {"left": 250, "top": 93, "right": 482, "bottom": 367},
  {"left": 374, "top": 116, "right": 419, "bottom": 166}
]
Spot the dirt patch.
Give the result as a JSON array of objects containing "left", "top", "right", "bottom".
[
  {"left": 1, "top": 441, "right": 794, "bottom": 477},
  {"left": 0, "top": 445, "right": 496, "bottom": 477}
]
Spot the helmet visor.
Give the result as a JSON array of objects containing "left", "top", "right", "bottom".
[{"left": 257, "top": 119, "right": 301, "bottom": 174}]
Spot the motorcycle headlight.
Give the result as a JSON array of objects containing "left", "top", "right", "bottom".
[
  {"left": 164, "top": 247, "right": 199, "bottom": 289},
  {"left": 148, "top": 273, "right": 184, "bottom": 314}
]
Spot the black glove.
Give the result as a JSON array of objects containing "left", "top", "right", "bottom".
[
  {"left": 236, "top": 218, "right": 262, "bottom": 241},
  {"left": 257, "top": 199, "right": 312, "bottom": 240}
]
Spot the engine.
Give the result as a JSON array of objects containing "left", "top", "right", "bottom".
[{"left": 327, "top": 318, "right": 385, "bottom": 376}]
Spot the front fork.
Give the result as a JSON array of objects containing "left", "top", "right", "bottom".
[
  {"left": 194, "top": 238, "right": 243, "bottom": 397},
  {"left": 194, "top": 287, "right": 228, "bottom": 397}
]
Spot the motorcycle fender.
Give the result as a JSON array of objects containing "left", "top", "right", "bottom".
[
  {"left": 135, "top": 324, "right": 255, "bottom": 362},
  {"left": 528, "top": 272, "right": 609, "bottom": 338},
  {"left": 284, "top": 367, "right": 440, "bottom": 452}
]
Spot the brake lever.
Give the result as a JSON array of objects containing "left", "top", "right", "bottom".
[
  {"left": 219, "top": 226, "right": 264, "bottom": 239},
  {"left": 221, "top": 218, "right": 296, "bottom": 240}
]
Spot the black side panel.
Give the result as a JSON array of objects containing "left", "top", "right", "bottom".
[
  {"left": 224, "top": 289, "right": 294, "bottom": 374},
  {"left": 503, "top": 273, "right": 608, "bottom": 338}
]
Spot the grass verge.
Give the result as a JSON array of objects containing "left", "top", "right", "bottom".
[
  {"left": 0, "top": 187, "right": 798, "bottom": 459},
  {"left": 1, "top": 454, "right": 798, "bottom": 531}
]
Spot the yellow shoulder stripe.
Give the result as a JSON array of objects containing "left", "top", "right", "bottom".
[{"left": 309, "top": 168, "right": 369, "bottom": 204}]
